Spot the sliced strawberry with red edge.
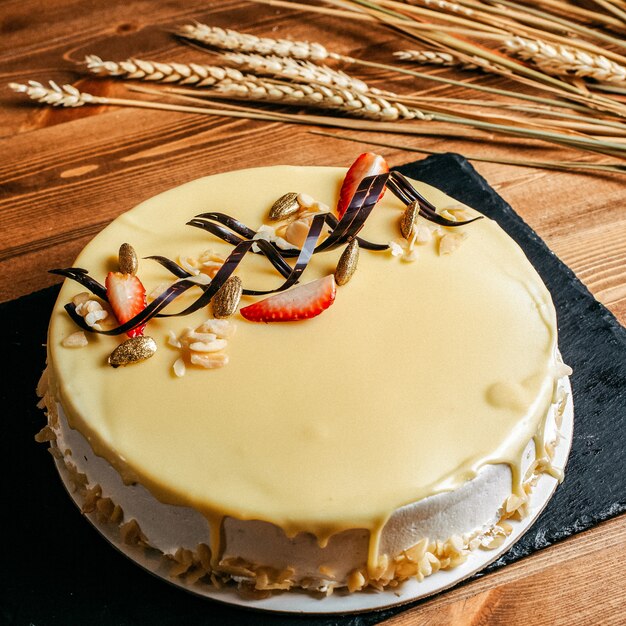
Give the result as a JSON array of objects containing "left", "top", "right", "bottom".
[
  {"left": 336, "top": 153, "right": 389, "bottom": 219},
  {"left": 240, "top": 275, "right": 336, "bottom": 323},
  {"left": 105, "top": 271, "right": 147, "bottom": 337}
]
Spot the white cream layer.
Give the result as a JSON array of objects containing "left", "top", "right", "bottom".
[{"left": 53, "top": 378, "right": 564, "bottom": 587}]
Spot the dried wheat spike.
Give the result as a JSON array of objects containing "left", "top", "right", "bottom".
[
  {"left": 406, "top": 0, "right": 474, "bottom": 17},
  {"left": 85, "top": 55, "right": 247, "bottom": 87},
  {"left": 83, "top": 55, "right": 428, "bottom": 121},
  {"left": 176, "top": 23, "right": 341, "bottom": 61},
  {"left": 505, "top": 37, "right": 626, "bottom": 84},
  {"left": 221, "top": 52, "right": 369, "bottom": 93},
  {"left": 9, "top": 80, "right": 97, "bottom": 107},
  {"left": 212, "top": 76, "right": 429, "bottom": 121}
]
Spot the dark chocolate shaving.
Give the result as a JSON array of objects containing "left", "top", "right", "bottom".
[
  {"left": 186, "top": 218, "right": 247, "bottom": 247},
  {"left": 192, "top": 212, "right": 258, "bottom": 239},
  {"left": 64, "top": 277, "right": 205, "bottom": 335},
  {"left": 145, "top": 256, "right": 192, "bottom": 279},
  {"left": 387, "top": 171, "right": 483, "bottom": 227},
  {"left": 49, "top": 268, "right": 107, "bottom": 299},
  {"left": 323, "top": 213, "right": 389, "bottom": 251},
  {"left": 54, "top": 173, "right": 390, "bottom": 335}
]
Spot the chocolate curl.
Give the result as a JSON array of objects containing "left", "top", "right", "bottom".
[
  {"left": 387, "top": 171, "right": 482, "bottom": 227},
  {"left": 53, "top": 173, "right": 391, "bottom": 334}
]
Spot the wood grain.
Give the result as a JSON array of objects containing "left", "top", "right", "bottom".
[
  {"left": 382, "top": 515, "right": 626, "bottom": 626},
  {"left": 1, "top": 1, "right": 625, "bottom": 623}
]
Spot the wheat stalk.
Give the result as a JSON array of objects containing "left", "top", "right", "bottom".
[
  {"left": 85, "top": 55, "right": 425, "bottom": 121},
  {"left": 176, "top": 22, "right": 593, "bottom": 115},
  {"left": 11, "top": 80, "right": 626, "bottom": 158},
  {"left": 311, "top": 130, "right": 626, "bottom": 173},
  {"left": 189, "top": 77, "right": 427, "bottom": 121},
  {"left": 505, "top": 37, "right": 626, "bottom": 84},
  {"left": 9, "top": 80, "right": 96, "bottom": 107},
  {"left": 220, "top": 52, "right": 369, "bottom": 93},
  {"left": 393, "top": 49, "right": 482, "bottom": 70},
  {"left": 175, "top": 24, "right": 341, "bottom": 61},
  {"left": 404, "top": 0, "right": 474, "bottom": 17},
  {"left": 85, "top": 54, "right": 246, "bottom": 86}
]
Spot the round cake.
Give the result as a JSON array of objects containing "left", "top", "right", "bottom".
[{"left": 37, "top": 158, "right": 571, "bottom": 595}]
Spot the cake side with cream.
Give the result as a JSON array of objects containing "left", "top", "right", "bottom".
[{"left": 37, "top": 159, "right": 571, "bottom": 593}]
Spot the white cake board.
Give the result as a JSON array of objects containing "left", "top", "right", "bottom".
[{"left": 53, "top": 379, "right": 573, "bottom": 615}]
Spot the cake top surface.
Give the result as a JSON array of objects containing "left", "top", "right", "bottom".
[{"left": 48, "top": 165, "right": 560, "bottom": 540}]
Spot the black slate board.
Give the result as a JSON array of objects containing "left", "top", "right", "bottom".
[{"left": 3, "top": 154, "right": 625, "bottom": 626}]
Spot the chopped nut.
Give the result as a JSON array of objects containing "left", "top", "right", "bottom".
[
  {"left": 62, "top": 331, "right": 88, "bottom": 348},
  {"left": 296, "top": 192, "right": 315, "bottom": 208},
  {"left": 414, "top": 223, "right": 432, "bottom": 244},
  {"left": 178, "top": 256, "right": 200, "bottom": 276},
  {"left": 439, "top": 232, "right": 468, "bottom": 255},
  {"left": 72, "top": 292, "right": 91, "bottom": 306},
  {"left": 173, "top": 358, "right": 186, "bottom": 378},
  {"left": 347, "top": 570, "right": 366, "bottom": 593},
  {"left": 167, "top": 330, "right": 182, "bottom": 348},
  {"left": 85, "top": 309, "right": 108, "bottom": 328},
  {"left": 189, "top": 339, "right": 228, "bottom": 353},
  {"left": 284, "top": 214, "right": 315, "bottom": 248},
  {"left": 389, "top": 240, "right": 404, "bottom": 257},
  {"left": 197, "top": 319, "right": 235, "bottom": 338},
  {"left": 311, "top": 200, "right": 329, "bottom": 213},
  {"left": 190, "top": 352, "right": 229, "bottom": 369}
]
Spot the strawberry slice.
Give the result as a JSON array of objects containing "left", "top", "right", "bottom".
[
  {"left": 105, "top": 271, "right": 147, "bottom": 337},
  {"left": 336, "top": 152, "right": 389, "bottom": 219},
  {"left": 240, "top": 275, "right": 336, "bottom": 322}
]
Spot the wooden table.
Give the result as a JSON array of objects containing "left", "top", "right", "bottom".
[{"left": 1, "top": 1, "right": 624, "bottom": 624}]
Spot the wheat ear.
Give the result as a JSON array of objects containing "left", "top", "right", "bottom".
[
  {"left": 85, "top": 55, "right": 246, "bottom": 86},
  {"left": 85, "top": 56, "right": 426, "bottom": 121},
  {"left": 9, "top": 81, "right": 96, "bottom": 107},
  {"left": 191, "top": 77, "right": 427, "bottom": 121},
  {"left": 394, "top": 50, "right": 481, "bottom": 70},
  {"left": 220, "top": 52, "right": 369, "bottom": 93},
  {"left": 505, "top": 37, "right": 626, "bottom": 84},
  {"left": 403, "top": 0, "right": 474, "bottom": 17},
  {"left": 176, "top": 24, "right": 341, "bottom": 61}
]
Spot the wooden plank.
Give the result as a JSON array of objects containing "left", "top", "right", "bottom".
[{"left": 382, "top": 515, "right": 626, "bottom": 625}]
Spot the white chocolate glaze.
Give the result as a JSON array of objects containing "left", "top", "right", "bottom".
[{"left": 46, "top": 166, "right": 565, "bottom": 577}]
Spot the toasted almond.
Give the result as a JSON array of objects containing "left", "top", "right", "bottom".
[
  {"left": 334, "top": 239, "right": 359, "bottom": 286},
  {"left": 414, "top": 223, "right": 432, "bottom": 244},
  {"left": 400, "top": 201, "right": 419, "bottom": 239},
  {"left": 108, "top": 336, "right": 157, "bottom": 368},
  {"left": 439, "top": 232, "right": 468, "bottom": 255},
  {"left": 189, "top": 339, "right": 228, "bottom": 353},
  {"left": 62, "top": 331, "right": 88, "bottom": 348},
  {"left": 296, "top": 192, "right": 315, "bottom": 208},
  {"left": 72, "top": 292, "right": 91, "bottom": 306},
  {"left": 173, "top": 358, "right": 186, "bottom": 377},
  {"left": 284, "top": 215, "right": 314, "bottom": 248},
  {"left": 186, "top": 331, "right": 217, "bottom": 343},
  {"left": 118, "top": 243, "right": 138, "bottom": 275},
  {"left": 197, "top": 319, "right": 236, "bottom": 338},
  {"left": 269, "top": 192, "right": 300, "bottom": 221},
  {"left": 212, "top": 276, "right": 243, "bottom": 318},
  {"left": 190, "top": 352, "right": 229, "bottom": 369},
  {"left": 311, "top": 200, "right": 330, "bottom": 213}
]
